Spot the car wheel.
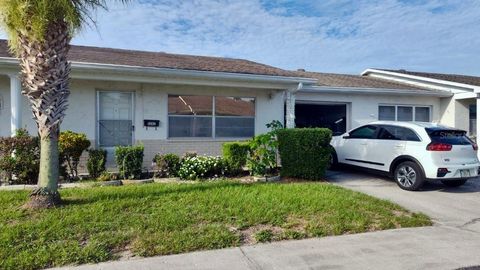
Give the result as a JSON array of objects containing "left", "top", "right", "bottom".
[
  {"left": 329, "top": 149, "right": 339, "bottom": 170},
  {"left": 394, "top": 161, "right": 425, "bottom": 191},
  {"left": 441, "top": 179, "right": 468, "bottom": 187}
]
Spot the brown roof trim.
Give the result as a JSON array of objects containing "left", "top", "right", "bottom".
[
  {"left": 293, "top": 70, "right": 438, "bottom": 92},
  {"left": 377, "top": 69, "right": 480, "bottom": 87},
  {"left": 0, "top": 39, "right": 299, "bottom": 77}
]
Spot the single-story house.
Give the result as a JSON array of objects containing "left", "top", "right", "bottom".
[{"left": 0, "top": 40, "right": 478, "bottom": 170}]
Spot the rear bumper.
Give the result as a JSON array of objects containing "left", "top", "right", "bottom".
[{"left": 426, "top": 163, "right": 480, "bottom": 180}]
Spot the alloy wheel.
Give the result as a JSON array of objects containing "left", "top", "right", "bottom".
[{"left": 396, "top": 165, "right": 417, "bottom": 188}]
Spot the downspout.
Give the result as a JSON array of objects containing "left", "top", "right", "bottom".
[{"left": 285, "top": 82, "right": 303, "bottom": 128}]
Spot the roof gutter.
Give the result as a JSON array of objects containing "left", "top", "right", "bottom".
[
  {"left": 300, "top": 85, "right": 453, "bottom": 97},
  {"left": 0, "top": 57, "right": 317, "bottom": 87}
]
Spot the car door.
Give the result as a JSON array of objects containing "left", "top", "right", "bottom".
[
  {"left": 368, "top": 125, "right": 421, "bottom": 172},
  {"left": 336, "top": 125, "right": 378, "bottom": 167}
]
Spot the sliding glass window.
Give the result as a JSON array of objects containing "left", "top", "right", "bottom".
[
  {"left": 168, "top": 95, "right": 213, "bottom": 137},
  {"left": 168, "top": 95, "right": 255, "bottom": 138},
  {"left": 215, "top": 97, "right": 255, "bottom": 138}
]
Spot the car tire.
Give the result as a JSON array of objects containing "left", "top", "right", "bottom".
[
  {"left": 393, "top": 161, "right": 425, "bottom": 191},
  {"left": 441, "top": 179, "right": 468, "bottom": 187},
  {"left": 329, "top": 149, "right": 339, "bottom": 170}
]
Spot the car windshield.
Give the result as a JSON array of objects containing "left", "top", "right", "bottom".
[{"left": 426, "top": 129, "right": 473, "bottom": 145}]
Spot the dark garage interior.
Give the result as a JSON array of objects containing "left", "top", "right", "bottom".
[{"left": 295, "top": 103, "right": 347, "bottom": 135}]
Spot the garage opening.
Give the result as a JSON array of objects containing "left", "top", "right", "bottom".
[{"left": 295, "top": 103, "right": 347, "bottom": 135}]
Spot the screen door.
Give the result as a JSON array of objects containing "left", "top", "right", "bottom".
[{"left": 98, "top": 92, "right": 133, "bottom": 147}]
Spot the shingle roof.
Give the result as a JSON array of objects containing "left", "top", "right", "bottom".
[
  {"left": 380, "top": 69, "right": 480, "bottom": 87},
  {"left": 0, "top": 40, "right": 298, "bottom": 77},
  {"left": 294, "top": 70, "right": 435, "bottom": 91}
]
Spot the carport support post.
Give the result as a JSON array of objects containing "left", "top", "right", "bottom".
[
  {"left": 285, "top": 83, "right": 303, "bottom": 129},
  {"left": 477, "top": 94, "right": 480, "bottom": 159}
]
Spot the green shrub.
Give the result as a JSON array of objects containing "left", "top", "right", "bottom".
[
  {"left": 153, "top": 153, "right": 180, "bottom": 177},
  {"left": 178, "top": 156, "right": 230, "bottom": 180},
  {"left": 277, "top": 128, "right": 332, "bottom": 180},
  {"left": 222, "top": 142, "right": 249, "bottom": 173},
  {"left": 97, "top": 171, "right": 111, "bottom": 182},
  {"left": 59, "top": 131, "right": 91, "bottom": 180},
  {"left": 0, "top": 129, "right": 40, "bottom": 184},
  {"left": 115, "top": 145, "right": 144, "bottom": 179},
  {"left": 247, "top": 120, "right": 283, "bottom": 176},
  {"left": 87, "top": 149, "right": 107, "bottom": 178}
]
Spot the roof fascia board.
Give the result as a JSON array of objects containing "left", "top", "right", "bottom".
[
  {"left": 0, "top": 57, "right": 317, "bottom": 89},
  {"left": 300, "top": 85, "right": 453, "bottom": 97},
  {"left": 362, "top": 68, "right": 478, "bottom": 92},
  {"left": 453, "top": 92, "right": 477, "bottom": 100}
]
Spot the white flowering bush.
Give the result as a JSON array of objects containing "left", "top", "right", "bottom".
[{"left": 178, "top": 156, "right": 231, "bottom": 180}]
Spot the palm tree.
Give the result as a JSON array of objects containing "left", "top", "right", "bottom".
[{"left": 0, "top": 0, "right": 128, "bottom": 208}]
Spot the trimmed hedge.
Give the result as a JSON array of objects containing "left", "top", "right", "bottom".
[
  {"left": 0, "top": 129, "right": 40, "bottom": 184},
  {"left": 277, "top": 128, "right": 332, "bottom": 180},
  {"left": 115, "top": 145, "right": 144, "bottom": 179},
  {"left": 222, "top": 142, "right": 249, "bottom": 172},
  {"left": 87, "top": 149, "right": 107, "bottom": 179},
  {"left": 153, "top": 153, "right": 181, "bottom": 177}
]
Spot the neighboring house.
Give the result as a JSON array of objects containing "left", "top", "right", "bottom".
[
  {"left": 0, "top": 40, "right": 476, "bottom": 170},
  {"left": 362, "top": 69, "right": 480, "bottom": 138}
]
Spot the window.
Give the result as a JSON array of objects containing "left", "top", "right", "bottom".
[
  {"left": 168, "top": 95, "right": 255, "bottom": 138},
  {"left": 378, "top": 106, "right": 395, "bottom": 121},
  {"left": 427, "top": 129, "right": 473, "bottom": 145},
  {"left": 378, "top": 126, "right": 420, "bottom": 141},
  {"left": 349, "top": 125, "right": 377, "bottom": 139},
  {"left": 168, "top": 95, "right": 213, "bottom": 137},
  {"left": 378, "top": 105, "right": 430, "bottom": 122}
]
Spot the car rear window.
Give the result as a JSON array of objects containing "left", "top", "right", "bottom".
[{"left": 426, "top": 129, "right": 473, "bottom": 145}]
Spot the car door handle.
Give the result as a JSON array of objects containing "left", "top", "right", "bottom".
[
  {"left": 395, "top": 144, "right": 403, "bottom": 148},
  {"left": 360, "top": 142, "right": 368, "bottom": 145}
]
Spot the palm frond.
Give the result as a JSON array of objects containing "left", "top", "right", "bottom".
[{"left": 0, "top": 0, "right": 130, "bottom": 55}]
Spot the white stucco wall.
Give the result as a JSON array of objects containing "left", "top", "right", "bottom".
[
  {"left": 439, "top": 97, "right": 475, "bottom": 132},
  {"left": 296, "top": 91, "right": 442, "bottom": 131},
  {"left": 0, "top": 78, "right": 285, "bottom": 140}
]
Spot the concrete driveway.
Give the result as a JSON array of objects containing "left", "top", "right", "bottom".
[
  {"left": 54, "top": 170, "right": 480, "bottom": 270},
  {"left": 326, "top": 168, "right": 480, "bottom": 230}
]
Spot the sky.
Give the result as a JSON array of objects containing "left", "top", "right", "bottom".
[{"left": 3, "top": 0, "right": 480, "bottom": 75}]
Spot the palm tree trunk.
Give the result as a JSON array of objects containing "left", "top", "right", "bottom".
[
  {"left": 19, "top": 21, "right": 71, "bottom": 209},
  {"left": 38, "top": 132, "right": 60, "bottom": 192}
]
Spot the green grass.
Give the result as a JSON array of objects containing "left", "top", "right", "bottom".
[{"left": 0, "top": 181, "right": 431, "bottom": 270}]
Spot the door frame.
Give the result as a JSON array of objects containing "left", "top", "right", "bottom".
[{"left": 96, "top": 90, "right": 135, "bottom": 148}]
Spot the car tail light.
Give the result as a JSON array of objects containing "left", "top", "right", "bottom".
[
  {"left": 472, "top": 143, "right": 478, "bottom": 151},
  {"left": 426, "top": 142, "right": 452, "bottom": 151}
]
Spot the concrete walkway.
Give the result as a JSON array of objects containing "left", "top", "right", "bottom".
[{"left": 54, "top": 170, "right": 480, "bottom": 270}]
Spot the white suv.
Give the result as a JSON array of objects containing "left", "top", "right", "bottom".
[{"left": 330, "top": 121, "right": 480, "bottom": 191}]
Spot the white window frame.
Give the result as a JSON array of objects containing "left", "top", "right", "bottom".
[
  {"left": 167, "top": 95, "right": 256, "bottom": 139},
  {"left": 378, "top": 104, "right": 432, "bottom": 122}
]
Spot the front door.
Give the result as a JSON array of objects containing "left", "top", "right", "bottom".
[{"left": 98, "top": 91, "right": 134, "bottom": 149}]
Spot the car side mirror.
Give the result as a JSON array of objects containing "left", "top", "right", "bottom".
[{"left": 343, "top": 134, "right": 350, "bottom": 139}]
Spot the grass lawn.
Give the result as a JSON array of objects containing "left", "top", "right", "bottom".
[{"left": 0, "top": 181, "right": 431, "bottom": 270}]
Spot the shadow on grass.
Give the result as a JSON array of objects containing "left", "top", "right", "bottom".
[{"left": 61, "top": 181, "right": 260, "bottom": 207}]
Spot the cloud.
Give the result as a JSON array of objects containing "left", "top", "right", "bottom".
[{"left": 2, "top": 0, "right": 480, "bottom": 75}]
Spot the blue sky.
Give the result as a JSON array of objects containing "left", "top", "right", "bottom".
[{"left": 4, "top": 0, "right": 480, "bottom": 75}]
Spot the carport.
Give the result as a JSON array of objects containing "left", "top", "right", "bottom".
[{"left": 295, "top": 102, "right": 347, "bottom": 135}]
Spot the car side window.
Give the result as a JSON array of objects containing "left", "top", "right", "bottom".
[
  {"left": 349, "top": 125, "right": 377, "bottom": 139},
  {"left": 378, "top": 126, "right": 420, "bottom": 141}
]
